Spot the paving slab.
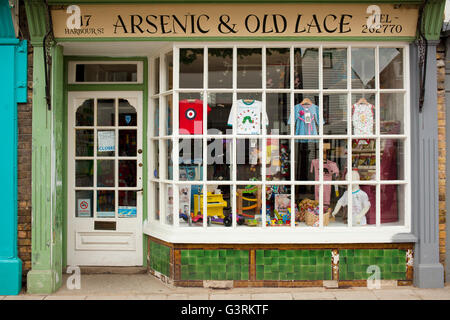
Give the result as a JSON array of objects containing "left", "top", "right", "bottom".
[
  {"left": 372, "top": 289, "right": 422, "bottom": 300},
  {"left": 0, "top": 296, "right": 5, "bottom": 300},
  {"left": 85, "top": 295, "right": 138, "bottom": 300},
  {"left": 167, "top": 293, "right": 190, "bottom": 300},
  {"left": 251, "top": 293, "right": 293, "bottom": 300},
  {"left": 414, "top": 288, "right": 450, "bottom": 300},
  {"left": 292, "top": 291, "right": 336, "bottom": 300},
  {"left": 333, "top": 290, "right": 378, "bottom": 300},
  {"left": 4, "top": 294, "right": 46, "bottom": 300},
  {"left": 44, "top": 295, "right": 87, "bottom": 300},
  {"left": 144, "top": 294, "right": 168, "bottom": 300},
  {"left": 210, "top": 293, "right": 252, "bottom": 300}
]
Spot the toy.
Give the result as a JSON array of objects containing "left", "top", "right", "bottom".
[
  {"left": 192, "top": 190, "right": 238, "bottom": 226},
  {"left": 236, "top": 185, "right": 262, "bottom": 224}
]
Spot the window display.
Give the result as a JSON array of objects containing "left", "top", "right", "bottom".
[{"left": 149, "top": 44, "right": 408, "bottom": 233}]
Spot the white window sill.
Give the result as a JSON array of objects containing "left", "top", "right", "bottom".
[{"left": 143, "top": 222, "right": 416, "bottom": 244}]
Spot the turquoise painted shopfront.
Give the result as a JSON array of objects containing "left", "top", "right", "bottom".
[{"left": 0, "top": 0, "right": 27, "bottom": 295}]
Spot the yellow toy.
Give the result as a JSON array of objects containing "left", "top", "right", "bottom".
[{"left": 193, "top": 191, "right": 228, "bottom": 224}]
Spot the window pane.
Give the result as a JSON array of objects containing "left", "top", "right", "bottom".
[
  {"left": 295, "top": 185, "right": 318, "bottom": 227},
  {"left": 237, "top": 48, "right": 262, "bottom": 88},
  {"left": 380, "top": 184, "right": 404, "bottom": 225},
  {"left": 180, "top": 48, "right": 204, "bottom": 88},
  {"left": 152, "top": 98, "right": 159, "bottom": 137},
  {"left": 267, "top": 93, "right": 290, "bottom": 135},
  {"left": 266, "top": 185, "right": 291, "bottom": 227},
  {"left": 179, "top": 138, "right": 203, "bottom": 181},
  {"left": 323, "top": 94, "right": 347, "bottom": 135},
  {"left": 97, "top": 190, "right": 115, "bottom": 218},
  {"left": 76, "top": 129, "right": 94, "bottom": 157},
  {"left": 179, "top": 92, "right": 204, "bottom": 135},
  {"left": 152, "top": 140, "right": 159, "bottom": 179},
  {"left": 154, "top": 57, "right": 160, "bottom": 94},
  {"left": 118, "top": 191, "right": 137, "bottom": 218},
  {"left": 154, "top": 182, "right": 160, "bottom": 221},
  {"left": 351, "top": 94, "right": 375, "bottom": 136},
  {"left": 294, "top": 48, "right": 319, "bottom": 89},
  {"left": 76, "top": 99, "right": 94, "bottom": 126},
  {"left": 333, "top": 184, "right": 373, "bottom": 226},
  {"left": 266, "top": 138, "right": 290, "bottom": 181},
  {"left": 294, "top": 140, "right": 319, "bottom": 181},
  {"left": 328, "top": 185, "right": 348, "bottom": 227},
  {"left": 97, "top": 99, "right": 115, "bottom": 126},
  {"left": 234, "top": 93, "right": 264, "bottom": 135},
  {"left": 165, "top": 184, "right": 174, "bottom": 225},
  {"left": 237, "top": 185, "right": 262, "bottom": 227},
  {"left": 381, "top": 139, "right": 405, "bottom": 181},
  {"left": 75, "top": 190, "right": 93, "bottom": 218},
  {"left": 208, "top": 48, "right": 233, "bottom": 88},
  {"left": 323, "top": 48, "right": 347, "bottom": 89},
  {"left": 380, "top": 93, "right": 403, "bottom": 134},
  {"left": 206, "top": 185, "right": 232, "bottom": 228},
  {"left": 165, "top": 52, "right": 173, "bottom": 91},
  {"left": 266, "top": 48, "right": 290, "bottom": 89},
  {"left": 166, "top": 139, "right": 173, "bottom": 180},
  {"left": 118, "top": 99, "right": 137, "bottom": 126},
  {"left": 75, "top": 63, "right": 137, "bottom": 82},
  {"left": 164, "top": 95, "right": 173, "bottom": 135},
  {"left": 119, "top": 130, "right": 137, "bottom": 157},
  {"left": 293, "top": 94, "right": 320, "bottom": 137},
  {"left": 179, "top": 184, "right": 202, "bottom": 227},
  {"left": 76, "top": 160, "right": 93, "bottom": 187},
  {"left": 352, "top": 139, "right": 376, "bottom": 181},
  {"left": 351, "top": 48, "right": 375, "bottom": 89},
  {"left": 207, "top": 138, "right": 232, "bottom": 181},
  {"left": 97, "top": 160, "right": 115, "bottom": 187},
  {"left": 237, "top": 138, "right": 261, "bottom": 181},
  {"left": 323, "top": 139, "right": 347, "bottom": 183},
  {"left": 207, "top": 93, "right": 233, "bottom": 134},
  {"left": 380, "top": 48, "right": 403, "bottom": 89}
]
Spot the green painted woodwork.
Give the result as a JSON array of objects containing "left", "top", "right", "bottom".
[
  {"left": 339, "top": 249, "right": 407, "bottom": 280},
  {"left": 256, "top": 249, "right": 332, "bottom": 281},
  {"left": 421, "top": 0, "right": 446, "bottom": 40},
  {"left": 179, "top": 249, "right": 249, "bottom": 281},
  {"left": 24, "top": 0, "right": 48, "bottom": 46},
  {"left": 149, "top": 241, "right": 171, "bottom": 276}
]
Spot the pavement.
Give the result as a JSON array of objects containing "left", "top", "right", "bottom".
[{"left": 1, "top": 274, "right": 450, "bottom": 300}]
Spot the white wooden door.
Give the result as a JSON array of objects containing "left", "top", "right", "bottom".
[{"left": 67, "top": 91, "right": 143, "bottom": 266}]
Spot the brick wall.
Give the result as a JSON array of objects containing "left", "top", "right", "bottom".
[
  {"left": 437, "top": 40, "right": 446, "bottom": 275},
  {"left": 17, "top": 1, "right": 32, "bottom": 282}
]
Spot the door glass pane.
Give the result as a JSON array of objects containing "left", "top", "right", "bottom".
[
  {"left": 76, "top": 160, "right": 93, "bottom": 187},
  {"left": 119, "top": 160, "right": 137, "bottom": 187},
  {"left": 76, "top": 190, "right": 93, "bottom": 218},
  {"left": 97, "top": 160, "right": 115, "bottom": 187},
  {"left": 76, "top": 99, "right": 94, "bottom": 126},
  {"left": 97, "top": 99, "right": 115, "bottom": 126},
  {"left": 75, "top": 64, "right": 137, "bottom": 82},
  {"left": 351, "top": 48, "right": 375, "bottom": 89},
  {"left": 118, "top": 191, "right": 137, "bottom": 218},
  {"left": 323, "top": 48, "right": 347, "bottom": 89},
  {"left": 208, "top": 48, "right": 232, "bottom": 88},
  {"left": 97, "top": 130, "right": 115, "bottom": 156},
  {"left": 237, "top": 48, "right": 262, "bottom": 88},
  {"left": 119, "top": 99, "right": 137, "bottom": 126},
  {"left": 97, "top": 190, "right": 115, "bottom": 218},
  {"left": 180, "top": 48, "right": 203, "bottom": 88},
  {"left": 119, "top": 130, "right": 137, "bottom": 156},
  {"left": 266, "top": 48, "right": 290, "bottom": 89},
  {"left": 380, "top": 48, "right": 403, "bottom": 89},
  {"left": 294, "top": 48, "right": 319, "bottom": 89},
  {"left": 76, "top": 129, "right": 94, "bottom": 157}
]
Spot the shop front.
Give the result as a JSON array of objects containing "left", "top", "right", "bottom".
[{"left": 23, "top": 0, "right": 446, "bottom": 293}]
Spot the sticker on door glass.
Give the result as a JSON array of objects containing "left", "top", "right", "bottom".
[
  {"left": 98, "top": 131, "right": 115, "bottom": 152},
  {"left": 97, "top": 211, "right": 115, "bottom": 218},
  {"left": 77, "top": 199, "right": 91, "bottom": 217},
  {"left": 118, "top": 206, "right": 137, "bottom": 218}
]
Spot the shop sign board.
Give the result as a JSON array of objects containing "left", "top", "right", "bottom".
[{"left": 51, "top": 3, "right": 419, "bottom": 39}]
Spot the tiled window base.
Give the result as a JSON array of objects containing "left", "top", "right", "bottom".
[{"left": 148, "top": 237, "right": 414, "bottom": 288}]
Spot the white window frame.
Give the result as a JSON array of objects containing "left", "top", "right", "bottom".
[{"left": 145, "top": 42, "right": 412, "bottom": 244}]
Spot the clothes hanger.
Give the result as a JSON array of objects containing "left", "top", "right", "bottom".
[
  {"left": 300, "top": 98, "right": 312, "bottom": 105},
  {"left": 357, "top": 97, "right": 368, "bottom": 104}
]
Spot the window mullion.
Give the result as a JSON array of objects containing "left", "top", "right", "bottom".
[{"left": 347, "top": 45, "right": 353, "bottom": 229}]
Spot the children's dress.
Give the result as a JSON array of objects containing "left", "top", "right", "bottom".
[
  {"left": 289, "top": 103, "right": 320, "bottom": 141},
  {"left": 352, "top": 103, "right": 374, "bottom": 145},
  {"left": 310, "top": 159, "right": 339, "bottom": 206}
]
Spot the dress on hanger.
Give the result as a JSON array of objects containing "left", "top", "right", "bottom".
[
  {"left": 352, "top": 102, "right": 374, "bottom": 145},
  {"left": 310, "top": 159, "right": 339, "bottom": 207},
  {"left": 289, "top": 103, "right": 320, "bottom": 141}
]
